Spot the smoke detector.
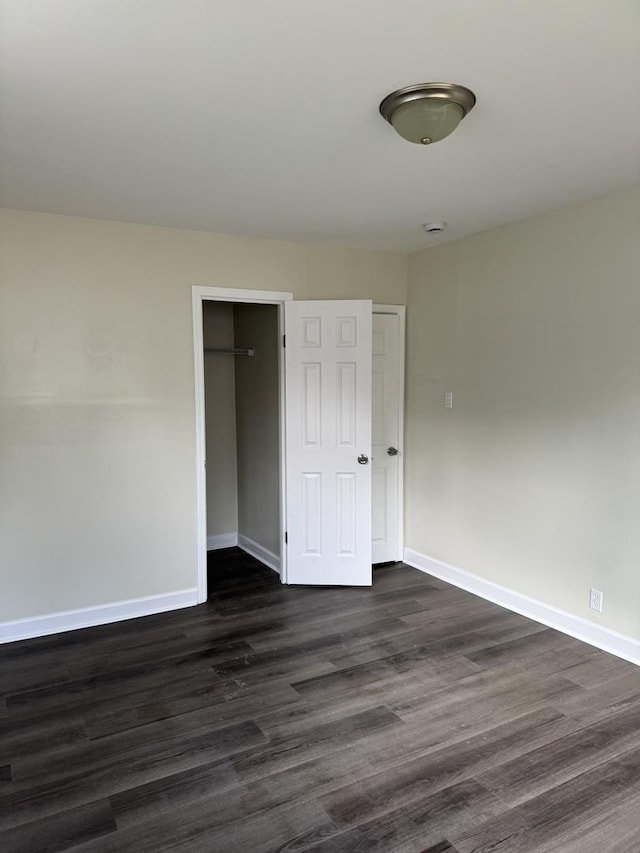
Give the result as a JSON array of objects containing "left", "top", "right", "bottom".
[{"left": 423, "top": 221, "right": 447, "bottom": 234}]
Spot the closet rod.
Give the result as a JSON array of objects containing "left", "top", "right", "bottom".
[{"left": 204, "top": 347, "right": 255, "bottom": 357}]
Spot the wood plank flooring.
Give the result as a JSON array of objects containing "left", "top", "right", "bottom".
[{"left": 2, "top": 548, "right": 640, "bottom": 852}]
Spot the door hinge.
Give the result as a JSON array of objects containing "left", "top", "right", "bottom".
[
  {"left": 282, "top": 334, "right": 286, "bottom": 348},
  {"left": 284, "top": 531, "right": 288, "bottom": 544}
]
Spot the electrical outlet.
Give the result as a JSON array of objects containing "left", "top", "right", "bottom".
[
  {"left": 444, "top": 391, "right": 453, "bottom": 409},
  {"left": 589, "top": 587, "right": 603, "bottom": 613}
]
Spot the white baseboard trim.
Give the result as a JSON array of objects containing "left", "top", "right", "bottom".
[
  {"left": 238, "top": 533, "right": 281, "bottom": 575},
  {"left": 207, "top": 532, "right": 238, "bottom": 551},
  {"left": 0, "top": 588, "right": 199, "bottom": 645},
  {"left": 403, "top": 547, "right": 640, "bottom": 667}
]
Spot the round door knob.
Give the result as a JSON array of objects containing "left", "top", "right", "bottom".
[
  {"left": 387, "top": 447, "right": 399, "bottom": 456},
  {"left": 357, "top": 454, "right": 369, "bottom": 465}
]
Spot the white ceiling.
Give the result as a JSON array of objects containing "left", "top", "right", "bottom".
[{"left": 1, "top": 0, "right": 639, "bottom": 251}]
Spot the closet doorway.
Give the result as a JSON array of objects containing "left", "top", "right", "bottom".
[{"left": 203, "top": 299, "right": 281, "bottom": 571}]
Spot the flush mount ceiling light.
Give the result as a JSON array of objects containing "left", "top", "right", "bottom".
[{"left": 379, "top": 82, "right": 476, "bottom": 145}]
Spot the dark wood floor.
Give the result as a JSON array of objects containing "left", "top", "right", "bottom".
[{"left": 2, "top": 551, "right": 640, "bottom": 852}]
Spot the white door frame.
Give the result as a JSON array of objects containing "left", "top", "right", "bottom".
[
  {"left": 192, "top": 285, "right": 293, "bottom": 603},
  {"left": 372, "top": 304, "right": 406, "bottom": 562}
]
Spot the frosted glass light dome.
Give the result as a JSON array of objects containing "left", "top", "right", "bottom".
[
  {"left": 391, "top": 99, "right": 464, "bottom": 144},
  {"left": 380, "top": 83, "right": 476, "bottom": 145}
]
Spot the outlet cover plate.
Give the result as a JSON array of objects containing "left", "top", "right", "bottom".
[{"left": 589, "top": 588, "right": 603, "bottom": 613}]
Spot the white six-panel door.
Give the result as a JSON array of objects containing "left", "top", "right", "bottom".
[
  {"left": 372, "top": 311, "right": 402, "bottom": 563},
  {"left": 285, "top": 300, "right": 372, "bottom": 586}
]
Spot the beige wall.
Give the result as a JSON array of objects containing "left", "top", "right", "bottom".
[
  {"left": 0, "top": 209, "right": 407, "bottom": 622},
  {"left": 10, "top": 188, "right": 636, "bottom": 640},
  {"left": 234, "top": 304, "right": 280, "bottom": 557},
  {"left": 203, "top": 301, "right": 238, "bottom": 540},
  {"left": 406, "top": 186, "right": 640, "bottom": 639}
]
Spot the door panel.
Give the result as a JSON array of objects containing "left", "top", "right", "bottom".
[
  {"left": 372, "top": 312, "right": 401, "bottom": 563},
  {"left": 285, "top": 300, "right": 372, "bottom": 586}
]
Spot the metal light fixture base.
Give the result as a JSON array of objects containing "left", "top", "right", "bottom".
[{"left": 379, "top": 82, "right": 476, "bottom": 125}]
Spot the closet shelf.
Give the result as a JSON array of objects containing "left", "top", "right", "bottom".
[{"left": 204, "top": 347, "right": 255, "bottom": 357}]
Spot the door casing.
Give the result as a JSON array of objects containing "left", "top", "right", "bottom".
[{"left": 192, "top": 285, "right": 293, "bottom": 602}]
